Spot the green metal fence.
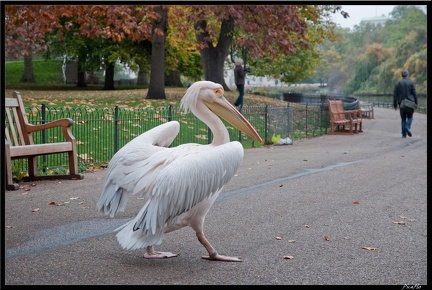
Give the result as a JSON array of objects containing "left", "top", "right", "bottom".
[{"left": 9, "top": 103, "right": 332, "bottom": 176}]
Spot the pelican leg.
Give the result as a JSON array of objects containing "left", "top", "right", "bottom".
[
  {"left": 197, "top": 232, "right": 242, "bottom": 262},
  {"left": 143, "top": 245, "right": 178, "bottom": 259}
]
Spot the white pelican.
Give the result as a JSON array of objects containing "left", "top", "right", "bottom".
[{"left": 97, "top": 81, "right": 262, "bottom": 262}]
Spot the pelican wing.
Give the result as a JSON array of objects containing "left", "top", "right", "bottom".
[
  {"left": 100, "top": 139, "right": 244, "bottom": 249},
  {"left": 97, "top": 121, "right": 180, "bottom": 217},
  {"left": 114, "top": 141, "right": 244, "bottom": 249},
  {"left": 132, "top": 141, "right": 243, "bottom": 226}
]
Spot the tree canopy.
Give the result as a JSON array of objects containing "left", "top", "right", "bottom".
[{"left": 5, "top": 4, "right": 349, "bottom": 94}]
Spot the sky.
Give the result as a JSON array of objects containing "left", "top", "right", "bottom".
[
  {"left": 331, "top": 5, "right": 397, "bottom": 29},
  {"left": 331, "top": 4, "right": 428, "bottom": 29}
]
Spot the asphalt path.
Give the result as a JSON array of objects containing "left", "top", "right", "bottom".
[{"left": 3, "top": 108, "right": 427, "bottom": 285}]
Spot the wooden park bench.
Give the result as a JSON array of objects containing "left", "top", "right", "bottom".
[
  {"left": 327, "top": 99, "right": 362, "bottom": 135},
  {"left": 359, "top": 101, "right": 374, "bottom": 119},
  {"left": 5, "top": 91, "right": 84, "bottom": 191}
]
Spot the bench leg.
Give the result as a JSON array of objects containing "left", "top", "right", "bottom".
[
  {"left": 68, "top": 150, "right": 79, "bottom": 176},
  {"left": 28, "top": 156, "right": 38, "bottom": 178},
  {"left": 5, "top": 147, "right": 20, "bottom": 191}
]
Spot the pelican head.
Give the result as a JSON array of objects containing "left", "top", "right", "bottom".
[{"left": 180, "top": 81, "right": 262, "bottom": 143}]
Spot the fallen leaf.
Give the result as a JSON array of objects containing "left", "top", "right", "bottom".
[
  {"left": 49, "top": 201, "right": 57, "bottom": 205},
  {"left": 279, "top": 184, "right": 283, "bottom": 187},
  {"left": 324, "top": 235, "right": 330, "bottom": 241},
  {"left": 283, "top": 255, "right": 294, "bottom": 259},
  {"left": 304, "top": 225, "right": 309, "bottom": 228},
  {"left": 353, "top": 200, "right": 360, "bottom": 204},
  {"left": 392, "top": 221, "right": 406, "bottom": 225},
  {"left": 32, "top": 208, "right": 40, "bottom": 212},
  {"left": 276, "top": 236, "right": 283, "bottom": 240},
  {"left": 5, "top": 225, "right": 15, "bottom": 228},
  {"left": 408, "top": 219, "right": 416, "bottom": 222},
  {"left": 287, "top": 240, "right": 296, "bottom": 243},
  {"left": 361, "top": 246, "right": 377, "bottom": 251},
  {"left": 400, "top": 216, "right": 407, "bottom": 219}
]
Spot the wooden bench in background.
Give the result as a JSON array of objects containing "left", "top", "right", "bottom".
[
  {"left": 327, "top": 99, "right": 363, "bottom": 135},
  {"left": 5, "top": 91, "right": 84, "bottom": 191},
  {"left": 360, "top": 101, "right": 374, "bottom": 119}
]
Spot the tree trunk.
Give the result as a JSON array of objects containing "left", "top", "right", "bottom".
[
  {"left": 146, "top": 6, "right": 168, "bottom": 100},
  {"left": 195, "top": 18, "right": 234, "bottom": 91},
  {"left": 76, "top": 53, "right": 87, "bottom": 87},
  {"left": 137, "top": 60, "right": 149, "bottom": 86},
  {"left": 20, "top": 54, "right": 36, "bottom": 83},
  {"left": 76, "top": 71, "right": 87, "bottom": 87},
  {"left": 103, "top": 62, "right": 115, "bottom": 90},
  {"left": 165, "top": 70, "right": 183, "bottom": 87}
]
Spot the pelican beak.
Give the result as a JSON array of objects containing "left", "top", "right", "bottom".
[{"left": 205, "top": 95, "right": 263, "bottom": 143}]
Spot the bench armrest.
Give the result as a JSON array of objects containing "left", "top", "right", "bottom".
[
  {"left": 24, "top": 118, "right": 74, "bottom": 133},
  {"left": 24, "top": 118, "right": 76, "bottom": 142}
]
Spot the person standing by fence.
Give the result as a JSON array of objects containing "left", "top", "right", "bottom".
[
  {"left": 234, "top": 58, "right": 247, "bottom": 111},
  {"left": 393, "top": 70, "right": 418, "bottom": 138}
]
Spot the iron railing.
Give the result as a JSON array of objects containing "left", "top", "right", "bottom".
[{"left": 9, "top": 101, "right": 412, "bottom": 176}]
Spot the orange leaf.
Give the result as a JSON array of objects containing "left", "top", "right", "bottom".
[
  {"left": 353, "top": 200, "right": 360, "bottom": 204},
  {"left": 49, "top": 201, "right": 57, "bottom": 205},
  {"left": 324, "top": 235, "right": 330, "bottom": 241}
]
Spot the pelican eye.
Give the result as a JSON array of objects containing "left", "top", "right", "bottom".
[{"left": 214, "top": 88, "right": 224, "bottom": 97}]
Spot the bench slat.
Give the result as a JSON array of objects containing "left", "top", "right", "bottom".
[{"left": 10, "top": 143, "right": 73, "bottom": 158}]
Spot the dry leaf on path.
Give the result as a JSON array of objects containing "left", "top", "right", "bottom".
[
  {"left": 283, "top": 255, "right": 294, "bottom": 259},
  {"left": 361, "top": 246, "right": 378, "bottom": 251}
]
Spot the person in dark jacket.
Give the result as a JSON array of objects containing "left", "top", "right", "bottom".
[
  {"left": 393, "top": 70, "right": 418, "bottom": 138},
  {"left": 233, "top": 58, "right": 247, "bottom": 110}
]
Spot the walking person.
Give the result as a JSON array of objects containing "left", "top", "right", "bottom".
[
  {"left": 234, "top": 58, "right": 247, "bottom": 111},
  {"left": 393, "top": 70, "right": 418, "bottom": 138}
]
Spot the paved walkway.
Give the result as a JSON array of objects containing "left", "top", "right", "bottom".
[{"left": 4, "top": 108, "right": 427, "bottom": 285}]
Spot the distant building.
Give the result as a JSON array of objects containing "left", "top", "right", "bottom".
[{"left": 360, "top": 15, "right": 388, "bottom": 27}]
